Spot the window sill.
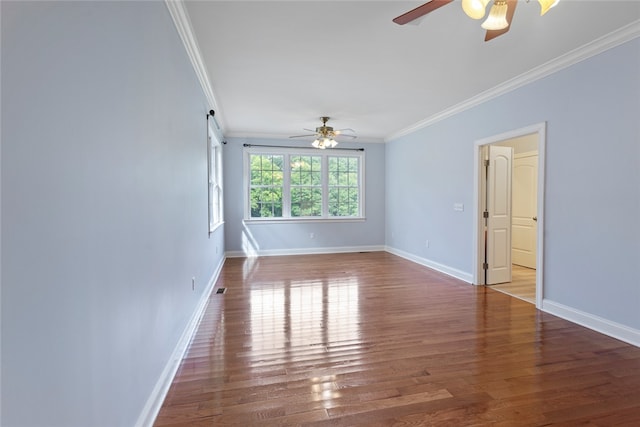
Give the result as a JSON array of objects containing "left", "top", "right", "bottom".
[
  {"left": 243, "top": 217, "right": 366, "bottom": 225},
  {"left": 209, "top": 221, "right": 225, "bottom": 235}
]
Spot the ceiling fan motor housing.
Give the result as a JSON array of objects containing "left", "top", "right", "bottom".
[
  {"left": 316, "top": 125, "right": 334, "bottom": 136},
  {"left": 316, "top": 117, "right": 334, "bottom": 137}
]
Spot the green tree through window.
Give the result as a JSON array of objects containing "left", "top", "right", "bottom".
[
  {"left": 250, "top": 154, "right": 284, "bottom": 217},
  {"left": 245, "top": 147, "right": 364, "bottom": 220},
  {"left": 290, "top": 155, "right": 322, "bottom": 217},
  {"left": 328, "top": 156, "right": 359, "bottom": 217}
]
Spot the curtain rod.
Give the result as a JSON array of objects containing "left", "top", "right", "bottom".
[{"left": 243, "top": 143, "right": 364, "bottom": 152}]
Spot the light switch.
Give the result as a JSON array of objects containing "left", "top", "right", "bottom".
[{"left": 454, "top": 203, "right": 464, "bottom": 211}]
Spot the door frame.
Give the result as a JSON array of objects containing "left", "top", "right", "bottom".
[{"left": 472, "top": 122, "right": 546, "bottom": 308}]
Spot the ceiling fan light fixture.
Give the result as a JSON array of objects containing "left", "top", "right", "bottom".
[
  {"left": 312, "top": 137, "right": 336, "bottom": 150},
  {"left": 291, "top": 117, "right": 354, "bottom": 149},
  {"left": 538, "top": 0, "right": 559, "bottom": 16},
  {"left": 481, "top": 0, "right": 509, "bottom": 31},
  {"left": 462, "top": 0, "right": 490, "bottom": 20}
]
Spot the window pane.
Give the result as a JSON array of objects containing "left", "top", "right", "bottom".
[
  {"left": 291, "top": 156, "right": 321, "bottom": 184},
  {"left": 328, "top": 187, "right": 359, "bottom": 217},
  {"left": 291, "top": 187, "right": 322, "bottom": 217},
  {"left": 208, "top": 137, "right": 223, "bottom": 231},
  {"left": 251, "top": 187, "right": 283, "bottom": 218},
  {"left": 328, "top": 156, "right": 359, "bottom": 217},
  {"left": 347, "top": 171, "right": 357, "bottom": 186},
  {"left": 328, "top": 158, "right": 338, "bottom": 186},
  {"left": 310, "top": 157, "right": 322, "bottom": 185},
  {"left": 213, "top": 186, "right": 221, "bottom": 224},
  {"left": 247, "top": 149, "right": 362, "bottom": 220},
  {"left": 250, "top": 153, "right": 284, "bottom": 218},
  {"left": 290, "top": 155, "right": 322, "bottom": 217},
  {"left": 251, "top": 155, "right": 283, "bottom": 183}
]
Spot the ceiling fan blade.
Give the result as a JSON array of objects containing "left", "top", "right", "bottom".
[
  {"left": 289, "top": 134, "right": 317, "bottom": 139},
  {"left": 393, "top": 0, "right": 454, "bottom": 25},
  {"left": 335, "top": 129, "right": 357, "bottom": 139},
  {"left": 485, "top": 0, "right": 517, "bottom": 42}
]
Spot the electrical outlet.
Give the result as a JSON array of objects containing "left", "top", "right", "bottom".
[{"left": 310, "top": 232, "right": 315, "bottom": 239}]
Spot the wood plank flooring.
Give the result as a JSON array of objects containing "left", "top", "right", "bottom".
[
  {"left": 154, "top": 252, "right": 640, "bottom": 426},
  {"left": 489, "top": 264, "right": 536, "bottom": 304}
]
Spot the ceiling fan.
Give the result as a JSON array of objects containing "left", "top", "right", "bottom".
[
  {"left": 289, "top": 116, "right": 357, "bottom": 149},
  {"left": 393, "top": 0, "right": 560, "bottom": 42}
]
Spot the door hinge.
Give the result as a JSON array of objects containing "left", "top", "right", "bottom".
[
  {"left": 483, "top": 211, "right": 489, "bottom": 218},
  {"left": 484, "top": 159, "right": 490, "bottom": 167},
  {"left": 483, "top": 262, "right": 488, "bottom": 270}
]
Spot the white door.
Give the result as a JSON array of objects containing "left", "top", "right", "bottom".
[
  {"left": 512, "top": 152, "right": 538, "bottom": 269},
  {"left": 486, "top": 146, "right": 513, "bottom": 284}
]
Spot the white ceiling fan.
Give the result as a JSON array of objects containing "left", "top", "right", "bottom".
[{"left": 289, "top": 116, "right": 357, "bottom": 149}]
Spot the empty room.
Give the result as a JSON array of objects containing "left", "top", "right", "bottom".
[{"left": 1, "top": 1, "right": 639, "bottom": 426}]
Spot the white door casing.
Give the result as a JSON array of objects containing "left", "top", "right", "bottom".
[
  {"left": 486, "top": 145, "right": 513, "bottom": 285},
  {"left": 512, "top": 152, "right": 538, "bottom": 269},
  {"left": 473, "top": 122, "right": 546, "bottom": 309}
]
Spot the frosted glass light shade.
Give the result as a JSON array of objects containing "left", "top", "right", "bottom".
[
  {"left": 462, "top": 0, "right": 490, "bottom": 20},
  {"left": 312, "top": 137, "right": 336, "bottom": 149},
  {"left": 538, "top": 0, "right": 559, "bottom": 16},
  {"left": 312, "top": 136, "right": 337, "bottom": 149},
  {"left": 481, "top": 1, "right": 509, "bottom": 30}
]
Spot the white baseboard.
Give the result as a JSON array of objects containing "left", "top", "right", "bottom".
[
  {"left": 542, "top": 300, "right": 640, "bottom": 348},
  {"left": 385, "top": 246, "right": 473, "bottom": 284},
  {"left": 135, "top": 257, "right": 226, "bottom": 427},
  {"left": 225, "top": 245, "right": 386, "bottom": 258}
]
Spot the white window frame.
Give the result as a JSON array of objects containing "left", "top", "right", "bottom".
[
  {"left": 243, "top": 146, "right": 365, "bottom": 222},
  {"left": 208, "top": 126, "right": 223, "bottom": 234}
]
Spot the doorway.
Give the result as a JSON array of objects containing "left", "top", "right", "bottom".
[{"left": 472, "top": 123, "right": 546, "bottom": 308}]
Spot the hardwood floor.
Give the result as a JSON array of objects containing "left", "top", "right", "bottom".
[
  {"left": 154, "top": 252, "right": 640, "bottom": 426},
  {"left": 489, "top": 264, "right": 536, "bottom": 304}
]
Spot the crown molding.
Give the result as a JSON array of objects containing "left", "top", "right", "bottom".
[
  {"left": 165, "top": 0, "right": 225, "bottom": 133},
  {"left": 386, "top": 20, "right": 640, "bottom": 142}
]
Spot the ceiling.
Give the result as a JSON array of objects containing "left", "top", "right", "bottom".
[{"left": 183, "top": 1, "right": 640, "bottom": 143}]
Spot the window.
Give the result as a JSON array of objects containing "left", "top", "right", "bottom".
[
  {"left": 208, "top": 129, "right": 223, "bottom": 233},
  {"left": 290, "top": 155, "right": 322, "bottom": 217},
  {"left": 249, "top": 154, "right": 284, "bottom": 218},
  {"left": 328, "top": 156, "right": 360, "bottom": 217},
  {"left": 244, "top": 146, "right": 364, "bottom": 221}
]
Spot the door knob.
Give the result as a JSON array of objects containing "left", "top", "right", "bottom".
[{"left": 532, "top": 216, "right": 537, "bottom": 221}]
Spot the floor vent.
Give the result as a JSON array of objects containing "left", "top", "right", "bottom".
[{"left": 216, "top": 287, "right": 226, "bottom": 294}]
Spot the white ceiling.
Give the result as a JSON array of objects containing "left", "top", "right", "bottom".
[{"left": 184, "top": 1, "right": 640, "bottom": 143}]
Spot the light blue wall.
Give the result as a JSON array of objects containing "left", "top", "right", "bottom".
[
  {"left": 223, "top": 138, "right": 385, "bottom": 254},
  {"left": 1, "top": 2, "right": 224, "bottom": 426},
  {"left": 386, "top": 120, "right": 475, "bottom": 273},
  {"left": 2, "top": 2, "right": 636, "bottom": 425},
  {"left": 386, "top": 38, "right": 640, "bottom": 331}
]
